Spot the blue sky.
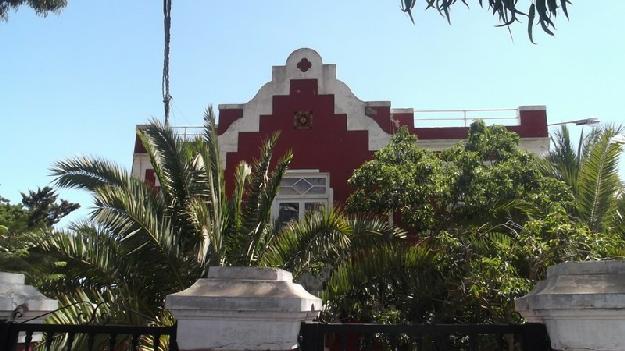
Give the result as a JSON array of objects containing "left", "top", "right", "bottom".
[{"left": 1, "top": 1, "right": 624, "bottom": 227}]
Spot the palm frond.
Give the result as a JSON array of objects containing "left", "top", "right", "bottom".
[
  {"left": 138, "top": 120, "right": 197, "bottom": 237},
  {"left": 260, "top": 209, "right": 351, "bottom": 276},
  {"left": 29, "top": 224, "right": 135, "bottom": 297},
  {"left": 202, "top": 106, "right": 222, "bottom": 188},
  {"left": 615, "top": 187, "right": 625, "bottom": 234},
  {"left": 246, "top": 149, "right": 293, "bottom": 264},
  {"left": 51, "top": 157, "right": 129, "bottom": 192},
  {"left": 225, "top": 132, "right": 291, "bottom": 265},
  {"left": 547, "top": 125, "right": 579, "bottom": 187},
  {"left": 322, "top": 243, "right": 441, "bottom": 321},
  {"left": 91, "top": 182, "right": 189, "bottom": 289},
  {"left": 138, "top": 120, "right": 190, "bottom": 199},
  {"left": 346, "top": 216, "right": 407, "bottom": 252},
  {"left": 227, "top": 162, "right": 251, "bottom": 235},
  {"left": 260, "top": 210, "right": 403, "bottom": 278},
  {"left": 239, "top": 133, "right": 280, "bottom": 237},
  {"left": 577, "top": 127, "right": 624, "bottom": 232},
  {"left": 187, "top": 197, "right": 224, "bottom": 268}
]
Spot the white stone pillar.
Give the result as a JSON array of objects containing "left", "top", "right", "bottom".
[
  {"left": 516, "top": 261, "right": 625, "bottom": 351},
  {"left": 0, "top": 272, "right": 59, "bottom": 346},
  {"left": 165, "top": 266, "right": 322, "bottom": 351},
  {"left": 0, "top": 272, "right": 58, "bottom": 322}
]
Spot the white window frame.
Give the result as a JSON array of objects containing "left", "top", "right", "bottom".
[{"left": 271, "top": 170, "right": 333, "bottom": 224}]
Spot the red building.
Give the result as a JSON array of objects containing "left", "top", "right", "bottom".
[{"left": 132, "top": 48, "right": 549, "bottom": 225}]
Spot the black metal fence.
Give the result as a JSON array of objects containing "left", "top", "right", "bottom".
[
  {"left": 299, "top": 322, "right": 552, "bottom": 351},
  {"left": 0, "top": 320, "right": 178, "bottom": 351}
]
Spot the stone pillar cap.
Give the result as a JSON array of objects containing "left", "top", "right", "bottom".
[
  {"left": 547, "top": 260, "right": 625, "bottom": 276},
  {"left": 515, "top": 261, "right": 625, "bottom": 351},
  {"left": 0, "top": 272, "right": 58, "bottom": 321},
  {"left": 166, "top": 267, "right": 323, "bottom": 350},
  {"left": 206, "top": 266, "right": 293, "bottom": 281},
  {"left": 517, "top": 261, "right": 625, "bottom": 312},
  {"left": 166, "top": 266, "right": 321, "bottom": 314}
]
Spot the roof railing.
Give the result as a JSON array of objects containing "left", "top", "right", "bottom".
[
  {"left": 170, "top": 108, "right": 522, "bottom": 134},
  {"left": 411, "top": 108, "right": 519, "bottom": 128},
  {"left": 171, "top": 126, "right": 204, "bottom": 140}
]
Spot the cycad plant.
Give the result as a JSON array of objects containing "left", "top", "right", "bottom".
[
  {"left": 30, "top": 107, "right": 401, "bottom": 326},
  {"left": 547, "top": 125, "right": 624, "bottom": 233}
]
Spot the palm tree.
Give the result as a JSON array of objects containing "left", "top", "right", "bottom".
[
  {"left": 31, "top": 107, "right": 402, "bottom": 327},
  {"left": 547, "top": 125, "right": 624, "bottom": 233}
]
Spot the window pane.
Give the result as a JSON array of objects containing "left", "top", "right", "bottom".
[
  {"left": 279, "top": 176, "right": 327, "bottom": 196},
  {"left": 292, "top": 178, "right": 313, "bottom": 194},
  {"left": 308, "top": 186, "right": 326, "bottom": 194},
  {"left": 279, "top": 178, "right": 298, "bottom": 186},
  {"left": 306, "top": 177, "right": 326, "bottom": 186},
  {"left": 278, "top": 186, "right": 299, "bottom": 195},
  {"left": 305, "top": 202, "right": 325, "bottom": 213},
  {"left": 277, "top": 203, "right": 299, "bottom": 228}
]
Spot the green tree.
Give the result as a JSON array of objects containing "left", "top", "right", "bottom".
[
  {"left": 328, "top": 122, "right": 618, "bottom": 324},
  {"left": 0, "top": 0, "right": 67, "bottom": 21},
  {"left": 400, "top": 0, "right": 571, "bottom": 42},
  {"left": 0, "top": 188, "right": 78, "bottom": 283},
  {"left": 547, "top": 125, "right": 625, "bottom": 233},
  {"left": 347, "top": 122, "right": 572, "bottom": 237},
  {"left": 0, "top": 195, "right": 30, "bottom": 273},
  {"left": 21, "top": 186, "right": 80, "bottom": 228},
  {"left": 33, "top": 107, "right": 399, "bottom": 327},
  {"left": 0, "top": 195, "right": 29, "bottom": 235}
]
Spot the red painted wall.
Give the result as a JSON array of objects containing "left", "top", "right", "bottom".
[
  {"left": 220, "top": 79, "right": 373, "bottom": 206},
  {"left": 132, "top": 77, "right": 548, "bottom": 207},
  {"left": 215, "top": 78, "right": 547, "bottom": 206}
]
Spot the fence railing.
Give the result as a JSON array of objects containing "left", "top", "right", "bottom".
[
  {"left": 299, "top": 322, "right": 552, "bottom": 351},
  {"left": 0, "top": 320, "right": 178, "bottom": 351}
]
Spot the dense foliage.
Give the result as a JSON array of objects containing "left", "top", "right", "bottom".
[
  {"left": 547, "top": 125, "right": 625, "bottom": 233},
  {"left": 0, "top": 187, "right": 78, "bottom": 282},
  {"left": 6, "top": 113, "right": 623, "bottom": 330},
  {"left": 20, "top": 186, "right": 79, "bottom": 227},
  {"left": 1, "top": 0, "right": 572, "bottom": 43},
  {"left": 400, "top": 0, "right": 571, "bottom": 42},
  {"left": 0, "top": 0, "right": 67, "bottom": 21},
  {"left": 26, "top": 108, "right": 399, "bottom": 327},
  {"left": 327, "top": 122, "right": 622, "bottom": 323}
]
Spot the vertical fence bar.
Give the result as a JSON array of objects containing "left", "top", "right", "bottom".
[
  {"left": 153, "top": 333, "right": 161, "bottom": 351},
  {"left": 87, "top": 332, "right": 95, "bottom": 351},
  {"left": 299, "top": 322, "right": 315, "bottom": 351},
  {"left": 467, "top": 333, "right": 477, "bottom": 351},
  {"left": 520, "top": 323, "right": 551, "bottom": 351},
  {"left": 24, "top": 330, "right": 33, "bottom": 349},
  {"left": 361, "top": 331, "right": 372, "bottom": 351},
  {"left": 65, "top": 332, "right": 75, "bottom": 351},
  {"left": 132, "top": 333, "right": 140, "bottom": 351},
  {"left": 6, "top": 322, "right": 19, "bottom": 351},
  {"left": 389, "top": 332, "right": 399, "bottom": 351},
  {"left": 167, "top": 322, "right": 178, "bottom": 351},
  {"left": 45, "top": 331, "right": 54, "bottom": 351},
  {"left": 496, "top": 333, "right": 505, "bottom": 350},
  {"left": 108, "top": 333, "right": 117, "bottom": 351},
  {"left": 339, "top": 332, "right": 347, "bottom": 351},
  {"left": 0, "top": 321, "right": 8, "bottom": 351}
]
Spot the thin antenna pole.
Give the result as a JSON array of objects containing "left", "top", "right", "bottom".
[{"left": 162, "top": 0, "right": 172, "bottom": 125}]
